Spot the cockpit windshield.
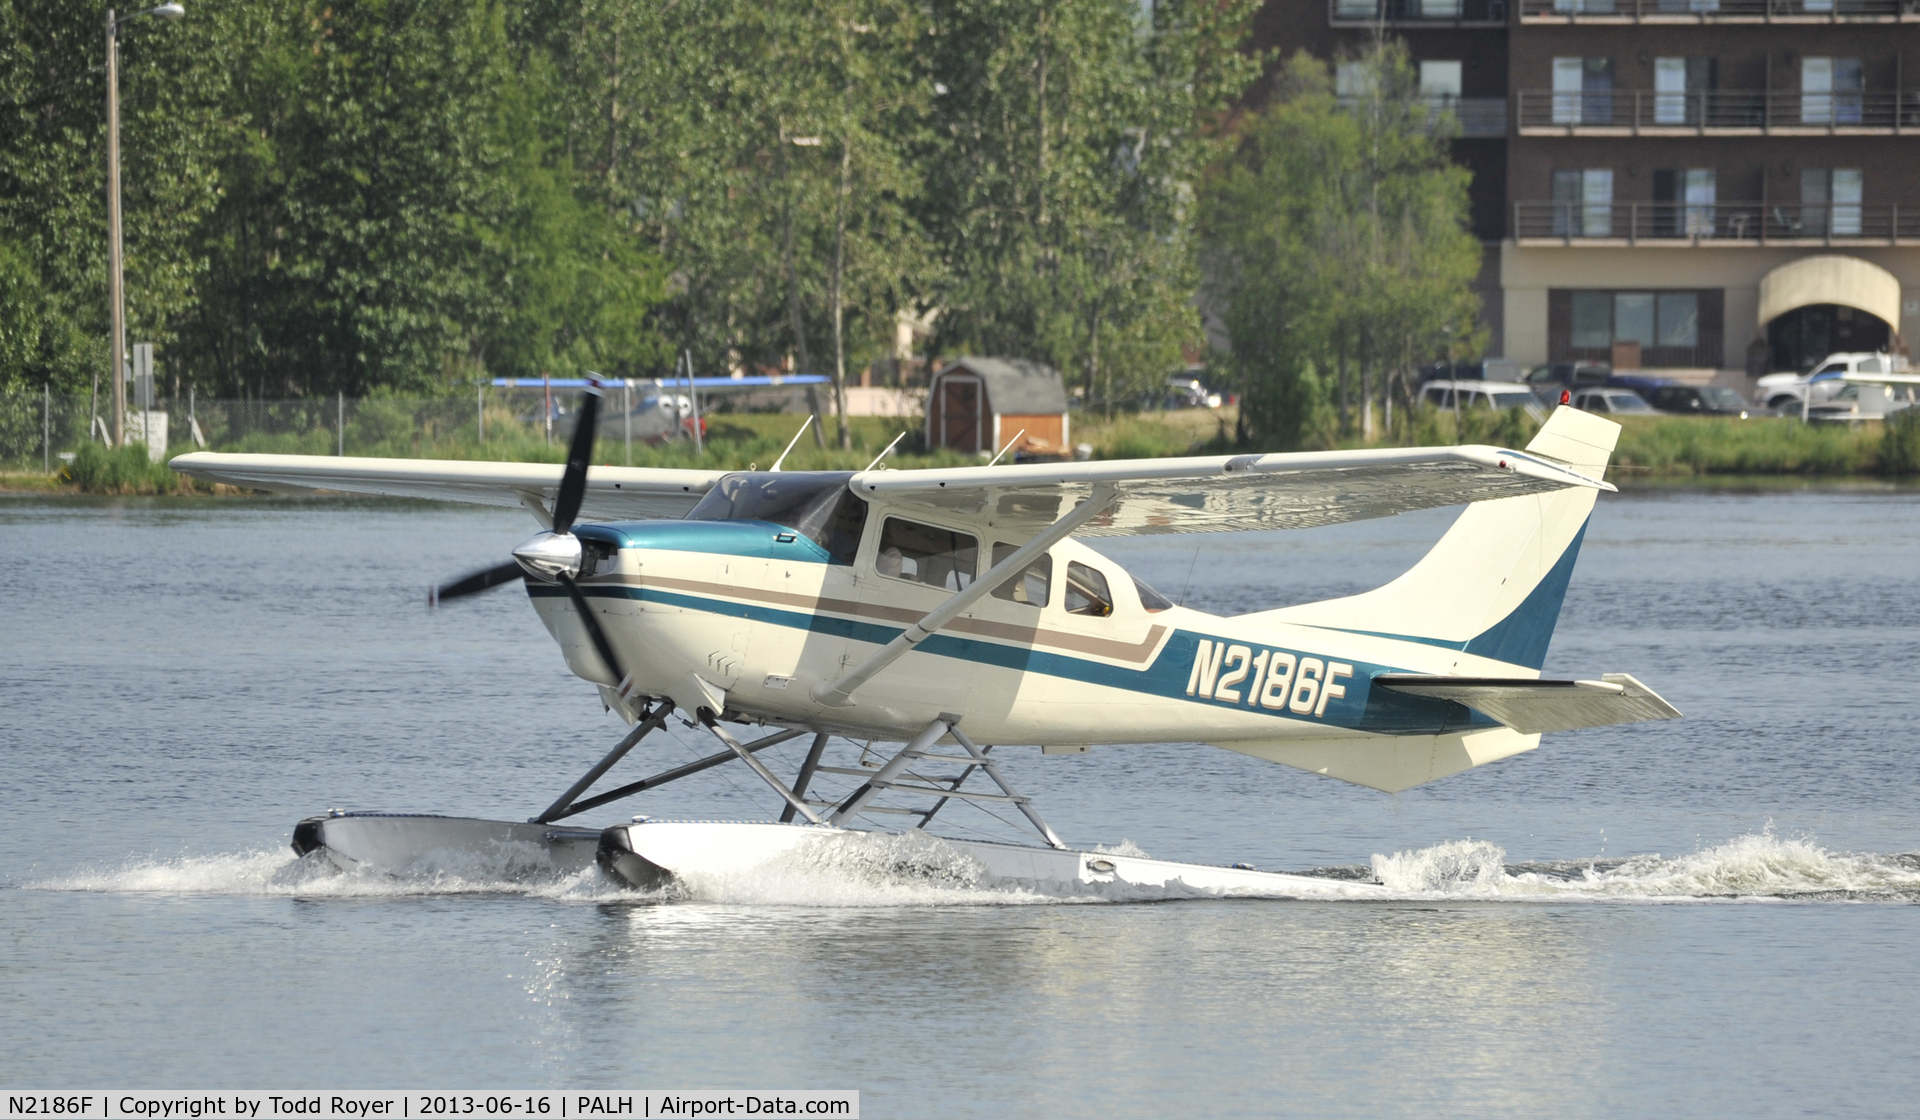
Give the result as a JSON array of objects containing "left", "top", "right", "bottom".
[{"left": 685, "top": 471, "right": 867, "bottom": 563}]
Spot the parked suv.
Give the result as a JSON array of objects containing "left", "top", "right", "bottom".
[
  {"left": 1571, "top": 388, "right": 1656, "bottom": 416},
  {"left": 1755, "top": 352, "right": 1906, "bottom": 414},
  {"left": 1420, "top": 380, "right": 1546, "bottom": 419}
]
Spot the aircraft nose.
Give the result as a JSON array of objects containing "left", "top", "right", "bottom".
[{"left": 513, "top": 531, "right": 583, "bottom": 580}]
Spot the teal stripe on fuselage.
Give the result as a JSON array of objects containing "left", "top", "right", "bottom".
[
  {"left": 574, "top": 520, "right": 838, "bottom": 564},
  {"left": 530, "top": 582, "right": 1490, "bottom": 736}
]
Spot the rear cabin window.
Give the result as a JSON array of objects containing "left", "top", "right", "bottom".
[
  {"left": 990, "top": 543, "right": 1052, "bottom": 608},
  {"left": 1064, "top": 561, "right": 1113, "bottom": 617},
  {"left": 877, "top": 519, "right": 978, "bottom": 591},
  {"left": 1133, "top": 576, "right": 1173, "bottom": 612},
  {"left": 685, "top": 471, "right": 867, "bottom": 563}
]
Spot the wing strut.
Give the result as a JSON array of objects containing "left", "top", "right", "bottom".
[{"left": 810, "top": 483, "right": 1118, "bottom": 707}]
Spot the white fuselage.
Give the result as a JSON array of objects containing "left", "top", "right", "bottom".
[{"left": 526, "top": 499, "right": 1542, "bottom": 792}]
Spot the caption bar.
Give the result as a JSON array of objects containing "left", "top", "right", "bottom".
[{"left": 3, "top": 1095, "right": 856, "bottom": 1120}]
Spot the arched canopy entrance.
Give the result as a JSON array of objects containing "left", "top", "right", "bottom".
[{"left": 1758, "top": 256, "right": 1900, "bottom": 372}]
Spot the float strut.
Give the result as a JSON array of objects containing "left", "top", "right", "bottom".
[
  {"left": 781, "top": 732, "right": 831, "bottom": 824},
  {"left": 534, "top": 703, "right": 670, "bottom": 823},
  {"left": 828, "top": 718, "right": 951, "bottom": 826},
  {"left": 547, "top": 726, "right": 807, "bottom": 822},
  {"left": 702, "top": 714, "right": 827, "bottom": 825},
  {"left": 948, "top": 723, "right": 1066, "bottom": 849}
]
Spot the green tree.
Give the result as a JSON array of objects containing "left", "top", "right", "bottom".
[
  {"left": 0, "top": 0, "right": 234, "bottom": 393},
  {"left": 1198, "top": 44, "right": 1480, "bottom": 450},
  {"left": 920, "top": 0, "right": 1260, "bottom": 412}
]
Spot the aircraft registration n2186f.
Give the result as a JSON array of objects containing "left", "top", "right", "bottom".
[{"left": 171, "top": 392, "right": 1677, "bottom": 898}]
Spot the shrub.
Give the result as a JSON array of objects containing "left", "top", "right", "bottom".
[{"left": 64, "top": 442, "right": 188, "bottom": 494}]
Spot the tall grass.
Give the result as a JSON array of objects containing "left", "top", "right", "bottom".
[
  {"left": 1613, "top": 416, "right": 1882, "bottom": 476},
  {"left": 65, "top": 442, "right": 197, "bottom": 494}
]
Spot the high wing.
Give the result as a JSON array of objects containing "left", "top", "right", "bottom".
[
  {"left": 849, "top": 442, "right": 1613, "bottom": 538},
  {"left": 168, "top": 452, "right": 726, "bottom": 522},
  {"left": 1376, "top": 673, "right": 1682, "bottom": 735},
  {"left": 1839, "top": 371, "right": 1920, "bottom": 386}
]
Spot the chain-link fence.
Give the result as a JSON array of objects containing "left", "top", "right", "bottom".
[{"left": 0, "top": 387, "right": 721, "bottom": 471}]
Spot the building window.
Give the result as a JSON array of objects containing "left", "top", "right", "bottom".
[
  {"left": 1552, "top": 169, "right": 1614, "bottom": 237},
  {"left": 1801, "top": 168, "right": 1863, "bottom": 237},
  {"left": 1653, "top": 57, "right": 1715, "bottom": 125},
  {"left": 1801, "top": 57, "right": 1863, "bottom": 126},
  {"left": 1652, "top": 168, "right": 1716, "bottom": 236},
  {"left": 1336, "top": 61, "right": 1374, "bottom": 100},
  {"left": 1552, "top": 57, "right": 1612, "bottom": 125},
  {"left": 1550, "top": 290, "right": 1723, "bottom": 367},
  {"left": 1419, "top": 61, "right": 1462, "bottom": 103}
]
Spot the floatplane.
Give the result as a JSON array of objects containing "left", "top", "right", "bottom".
[{"left": 170, "top": 388, "right": 1678, "bottom": 898}]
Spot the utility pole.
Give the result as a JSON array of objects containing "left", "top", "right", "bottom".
[
  {"left": 106, "top": 8, "right": 123, "bottom": 447},
  {"left": 104, "top": 3, "right": 185, "bottom": 448}
]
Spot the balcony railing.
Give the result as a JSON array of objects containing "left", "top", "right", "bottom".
[
  {"left": 1336, "top": 95, "right": 1512, "bottom": 137},
  {"left": 1446, "top": 96, "right": 1511, "bottom": 136},
  {"left": 1519, "top": 0, "right": 1920, "bottom": 20},
  {"left": 1514, "top": 201, "right": 1920, "bottom": 243},
  {"left": 1329, "top": 0, "right": 1510, "bottom": 24},
  {"left": 1516, "top": 89, "right": 1920, "bottom": 133}
]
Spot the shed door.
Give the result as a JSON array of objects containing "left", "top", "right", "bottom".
[{"left": 942, "top": 377, "right": 981, "bottom": 452}]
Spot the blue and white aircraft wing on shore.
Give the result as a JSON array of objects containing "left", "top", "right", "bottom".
[{"left": 171, "top": 398, "right": 1676, "bottom": 897}]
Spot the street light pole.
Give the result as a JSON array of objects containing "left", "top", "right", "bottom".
[
  {"left": 104, "top": 2, "right": 183, "bottom": 449},
  {"left": 106, "top": 8, "right": 124, "bottom": 447}
]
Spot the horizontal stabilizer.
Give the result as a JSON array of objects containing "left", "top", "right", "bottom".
[{"left": 1375, "top": 672, "right": 1681, "bottom": 734}]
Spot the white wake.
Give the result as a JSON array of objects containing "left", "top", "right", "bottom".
[
  {"left": 25, "top": 827, "right": 1919, "bottom": 905},
  {"left": 1372, "top": 827, "right": 1920, "bottom": 900}
]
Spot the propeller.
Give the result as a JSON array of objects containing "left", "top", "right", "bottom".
[{"left": 429, "top": 385, "right": 632, "bottom": 693}]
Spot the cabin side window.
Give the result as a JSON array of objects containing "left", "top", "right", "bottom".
[
  {"left": 1133, "top": 576, "right": 1173, "bottom": 613},
  {"left": 876, "top": 518, "right": 979, "bottom": 591},
  {"left": 1064, "top": 561, "right": 1113, "bottom": 617},
  {"left": 989, "top": 543, "right": 1052, "bottom": 608}
]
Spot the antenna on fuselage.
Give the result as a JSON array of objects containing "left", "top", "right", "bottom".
[
  {"left": 768, "top": 415, "right": 816, "bottom": 472},
  {"left": 863, "top": 431, "right": 907, "bottom": 471},
  {"left": 985, "top": 429, "right": 1026, "bottom": 468}
]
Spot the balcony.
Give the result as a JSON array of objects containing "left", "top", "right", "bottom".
[
  {"left": 1516, "top": 89, "right": 1920, "bottom": 134},
  {"left": 1519, "top": 0, "right": 1920, "bottom": 22},
  {"left": 1337, "top": 95, "right": 1512, "bottom": 137},
  {"left": 1448, "top": 97, "right": 1512, "bottom": 136},
  {"left": 1514, "top": 201, "right": 1920, "bottom": 244},
  {"left": 1329, "top": 0, "right": 1510, "bottom": 26}
]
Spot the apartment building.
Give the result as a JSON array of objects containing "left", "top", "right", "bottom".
[{"left": 1259, "top": 0, "right": 1920, "bottom": 375}]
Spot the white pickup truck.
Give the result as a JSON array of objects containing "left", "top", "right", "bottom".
[{"left": 1754, "top": 352, "right": 1908, "bottom": 415}]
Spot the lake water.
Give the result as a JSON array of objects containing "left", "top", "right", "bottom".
[{"left": 4, "top": 487, "right": 1920, "bottom": 1117}]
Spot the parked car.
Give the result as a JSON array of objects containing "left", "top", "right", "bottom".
[
  {"left": 1571, "top": 388, "right": 1657, "bottom": 416},
  {"left": 1524, "top": 362, "right": 1611, "bottom": 405},
  {"left": 1645, "top": 385, "right": 1751, "bottom": 418},
  {"left": 1420, "top": 379, "right": 1547, "bottom": 419},
  {"left": 1165, "top": 375, "right": 1223, "bottom": 409},
  {"left": 1754, "top": 351, "right": 1907, "bottom": 414}
]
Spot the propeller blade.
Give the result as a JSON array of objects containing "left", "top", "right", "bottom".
[
  {"left": 557, "top": 571, "right": 627, "bottom": 688},
  {"left": 429, "top": 560, "right": 527, "bottom": 607},
  {"left": 552, "top": 386, "right": 603, "bottom": 535}
]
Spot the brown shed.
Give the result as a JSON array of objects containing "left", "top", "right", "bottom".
[{"left": 925, "top": 358, "right": 1071, "bottom": 458}]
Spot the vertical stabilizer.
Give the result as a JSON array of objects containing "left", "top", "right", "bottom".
[{"left": 1243, "top": 407, "right": 1620, "bottom": 674}]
